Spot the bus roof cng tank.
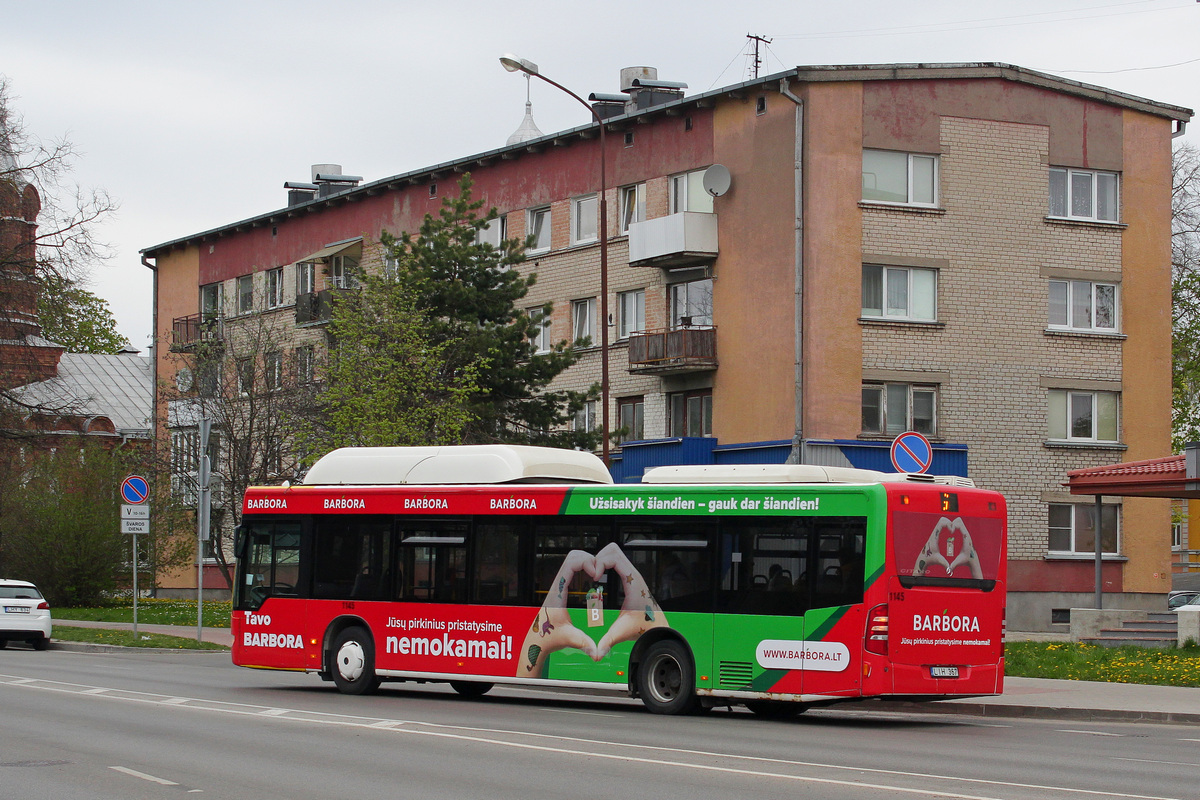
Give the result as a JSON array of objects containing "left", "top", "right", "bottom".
[{"left": 301, "top": 445, "right": 614, "bottom": 486}]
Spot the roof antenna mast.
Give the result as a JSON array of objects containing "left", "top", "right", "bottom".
[{"left": 746, "top": 33, "right": 772, "bottom": 79}]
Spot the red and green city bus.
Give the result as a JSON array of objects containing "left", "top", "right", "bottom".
[{"left": 232, "top": 445, "right": 1006, "bottom": 715}]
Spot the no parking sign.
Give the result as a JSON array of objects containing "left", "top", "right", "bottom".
[{"left": 890, "top": 431, "right": 933, "bottom": 474}]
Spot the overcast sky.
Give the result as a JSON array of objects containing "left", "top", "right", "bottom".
[{"left": 3, "top": 0, "right": 1198, "bottom": 350}]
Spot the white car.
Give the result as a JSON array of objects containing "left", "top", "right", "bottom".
[{"left": 0, "top": 579, "right": 52, "bottom": 650}]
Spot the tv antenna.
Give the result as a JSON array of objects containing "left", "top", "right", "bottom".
[{"left": 747, "top": 33, "right": 772, "bottom": 79}]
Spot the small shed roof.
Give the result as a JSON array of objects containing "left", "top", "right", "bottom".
[{"left": 1065, "top": 453, "right": 1198, "bottom": 498}]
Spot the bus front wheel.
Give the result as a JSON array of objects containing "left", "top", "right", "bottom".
[
  {"left": 450, "top": 681, "right": 494, "bottom": 698},
  {"left": 330, "top": 626, "right": 381, "bottom": 696},
  {"left": 637, "top": 640, "right": 697, "bottom": 715}
]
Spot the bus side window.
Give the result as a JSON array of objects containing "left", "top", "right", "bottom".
[
  {"left": 810, "top": 520, "right": 866, "bottom": 609},
  {"left": 474, "top": 523, "right": 523, "bottom": 604},
  {"left": 533, "top": 521, "right": 605, "bottom": 608},
  {"left": 399, "top": 522, "right": 467, "bottom": 603}
]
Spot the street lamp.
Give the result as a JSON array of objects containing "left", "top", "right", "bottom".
[{"left": 500, "top": 54, "right": 611, "bottom": 465}]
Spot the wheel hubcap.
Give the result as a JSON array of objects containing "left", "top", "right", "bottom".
[
  {"left": 337, "top": 640, "right": 366, "bottom": 682},
  {"left": 648, "top": 654, "right": 681, "bottom": 703}
]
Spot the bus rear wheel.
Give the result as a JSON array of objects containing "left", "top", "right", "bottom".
[
  {"left": 330, "top": 626, "right": 381, "bottom": 696},
  {"left": 450, "top": 681, "right": 494, "bottom": 698},
  {"left": 637, "top": 640, "right": 697, "bottom": 715},
  {"left": 745, "top": 700, "right": 805, "bottom": 718}
]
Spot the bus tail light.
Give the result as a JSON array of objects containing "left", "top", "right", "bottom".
[{"left": 865, "top": 603, "right": 889, "bottom": 655}]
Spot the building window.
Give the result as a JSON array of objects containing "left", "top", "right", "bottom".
[
  {"left": 669, "top": 169, "right": 714, "bottom": 214},
  {"left": 573, "top": 400, "right": 597, "bottom": 432},
  {"left": 477, "top": 215, "right": 507, "bottom": 248},
  {"left": 572, "top": 298, "right": 595, "bottom": 344},
  {"left": 1049, "top": 167, "right": 1119, "bottom": 222},
  {"left": 862, "top": 149, "right": 938, "bottom": 206},
  {"left": 1048, "top": 279, "right": 1118, "bottom": 332},
  {"left": 265, "top": 267, "right": 284, "bottom": 309},
  {"left": 237, "top": 358, "right": 254, "bottom": 396},
  {"left": 617, "top": 289, "right": 645, "bottom": 339},
  {"left": 237, "top": 275, "right": 254, "bottom": 315},
  {"left": 862, "top": 265, "right": 936, "bottom": 321},
  {"left": 617, "top": 396, "right": 645, "bottom": 443},
  {"left": 669, "top": 390, "right": 712, "bottom": 437},
  {"left": 296, "top": 262, "right": 315, "bottom": 296},
  {"left": 669, "top": 278, "right": 713, "bottom": 327},
  {"left": 528, "top": 206, "right": 551, "bottom": 253},
  {"left": 170, "top": 429, "right": 219, "bottom": 506},
  {"left": 200, "top": 282, "right": 222, "bottom": 321},
  {"left": 620, "top": 183, "right": 646, "bottom": 232},
  {"left": 266, "top": 438, "right": 283, "bottom": 477},
  {"left": 528, "top": 307, "right": 551, "bottom": 353},
  {"left": 1048, "top": 503, "right": 1119, "bottom": 554},
  {"left": 1048, "top": 389, "right": 1119, "bottom": 442},
  {"left": 330, "top": 254, "right": 359, "bottom": 289},
  {"left": 265, "top": 351, "right": 283, "bottom": 392},
  {"left": 862, "top": 383, "right": 937, "bottom": 436},
  {"left": 571, "top": 194, "right": 598, "bottom": 245},
  {"left": 296, "top": 345, "right": 314, "bottom": 385}
]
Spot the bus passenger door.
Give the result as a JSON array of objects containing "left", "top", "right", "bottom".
[{"left": 800, "top": 522, "right": 866, "bottom": 699}]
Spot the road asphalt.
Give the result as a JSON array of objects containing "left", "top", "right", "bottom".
[{"left": 42, "top": 619, "right": 1200, "bottom": 726}]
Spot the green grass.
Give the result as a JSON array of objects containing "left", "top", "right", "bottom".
[
  {"left": 58, "top": 598, "right": 232, "bottom": 628},
  {"left": 1005, "top": 641, "right": 1200, "bottom": 687},
  {"left": 51, "top": 625, "right": 228, "bottom": 650}
]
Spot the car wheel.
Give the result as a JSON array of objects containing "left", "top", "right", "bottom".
[
  {"left": 0, "top": 639, "right": 7, "bottom": 650},
  {"left": 637, "top": 639, "right": 697, "bottom": 715},
  {"left": 31, "top": 637, "right": 49, "bottom": 651},
  {"left": 329, "top": 626, "right": 381, "bottom": 696},
  {"left": 450, "top": 681, "right": 494, "bottom": 698}
]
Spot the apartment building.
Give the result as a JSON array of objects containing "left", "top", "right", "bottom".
[{"left": 142, "top": 63, "right": 1191, "bottom": 629}]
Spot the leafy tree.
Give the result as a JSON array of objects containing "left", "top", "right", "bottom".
[
  {"left": 1173, "top": 142, "right": 1200, "bottom": 451},
  {"left": 366, "top": 174, "right": 598, "bottom": 449},
  {"left": 37, "top": 272, "right": 127, "bottom": 353},
  {"left": 303, "top": 272, "right": 478, "bottom": 451}
]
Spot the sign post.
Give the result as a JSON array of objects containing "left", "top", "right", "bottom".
[
  {"left": 120, "top": 476, "right": 150, "bottom": 639},
  {"left": 890, "top": 431, "right": 933, "bottom": 474}
]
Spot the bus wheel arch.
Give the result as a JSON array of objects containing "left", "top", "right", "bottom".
[
  {"left": 629, "top": 631, "right": 698, "bottom": 715},
  {"left": 324, "top": 617, "right": 382, "bottom": 696}
]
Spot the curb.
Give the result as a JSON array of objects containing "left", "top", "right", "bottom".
[
  {"left": 865, "top": 698, "right": 1200, "bottom": 726},
  {"left": 49, "top": 641, "right": 229, "bottom": 654}
]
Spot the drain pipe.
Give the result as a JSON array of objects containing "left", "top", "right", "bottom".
[
  {"left": 141, "top": 254, "right": 158, "bottom": 436},
  {"left": 777, "top": 77, "right": 805, "bottom": 464}
]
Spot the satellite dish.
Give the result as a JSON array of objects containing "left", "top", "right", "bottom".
[{"left": 703, "top": 164, "right": 731, "bottom": 197}]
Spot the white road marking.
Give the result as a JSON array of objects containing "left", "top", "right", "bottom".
[
  {"left": 0, "top": 673, "right": 1182, "bottom": 800},
  {"left": 1116, "top": 757, "right": 1200, "bottom": 767},
  {"left": 109, "top": 766, "right": 178, "bottom": 786},
  {"left": 539, "top": 708, "right": 621, "bottom": 718},
  {"left": 1056, "top": 729, "right": 1123, "bottom": 737}
]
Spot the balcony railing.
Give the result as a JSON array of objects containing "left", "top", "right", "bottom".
[
  {"left": 627, "top": 212, "right": 718, "bottom": 267},
  {"left": 627, "top": 325, "right": 717, "bottom": 374},
  {"left": 170, "top": 314, "right": 223, "bottom": 351},
  {"left": 296, "top": 289, "right": 347, "bottom": 324}
]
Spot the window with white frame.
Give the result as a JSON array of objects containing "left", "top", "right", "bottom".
[
  {"left": 1049, "top": 167, "right": 1119, "bottom": 222},
  {"left": 528, "top": 307, "right": 551, "bottom": 353},
  {"left": 573, "top": 400, "right": 597, "bottom": 432},
  {"left": 528, "top": 206, "right": 551, "bottom": 252},
  {"left": 266, "top": 438, "right": 283, "bottom": 477},
  {"left": 617, "top": 289, "right": 645, "bottom": 339},
  {"left": 237, "top": 358, "right": 254, "bottom": 396},
  {"left": 1048, "top": 279, "right": 1118, "bottom": 332},
  {"left": 296, "top": 262, "right": 315, "bottom": 296},
  {"left": 862, "top": 383, "right": 937, "bottom": 436},
  {"left": 237, "top": 274, "right": 254, "bottom": 314},
  {"left": 571, "top": 194, "right": 598, "bottom": 245},
  {"left": 669, "top": 169, "right": 714, "bottom": 214},
  {"left": 476, "top": 215, "right": 507, "bottom": 248},
  {"left": 200, "top": 282, "right": 222, "bottom": 322},
  {"left": 572, "top": 297, "right": 595, "bottom": 344},
  {"left": 862, "top": 149, "right": 939, "bottom": 206},
  {"left": 296, "top": 345, "right": 314, "bottom": 385},
  {"left": 620, "top": 183, "right": 646, "bottom": 232},
  {"left": 170, "top": 428, "right": 220, "bottom": 506},
  {"left": 668, "top": 390, "right": 712, "bottom": 437},
  {"left": 862, "top": 265, "right": 937, "bottom": 321},
  {"left": 330, "top": 254, "right": 359, "bottom": 289},
  {"left": 1048, "top": 502, "right": 1119, "bottom": 554},
  {"left": 1048, "top": 389, "right": 1119, "bottom": 442},
  {"left": 265, "top": 351, "right": 283, "bottom": 392},
  {"left": 669, "top": 278, "right": 713, "bottom": 326},
  {"left": 617, "top": 396, "right": 645, "bottom": 443},
  {"left": 265, "top": 267, "right": 285, "bottom": 309}
]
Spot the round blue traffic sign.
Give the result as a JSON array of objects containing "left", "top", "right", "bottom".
[
  {"left": 890, "top": 431, "right": 933, "bottom": 474},
  {"left": 121, "top": 475, "right": 150, "bottom": 505}
]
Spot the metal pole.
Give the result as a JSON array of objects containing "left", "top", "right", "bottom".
[
  {"left": 197, "top": 417, "right": 212, "bottom": 641},
  {"left": 132, "top": 532, "right": 138, "bottom": 640},
  {"left": 1094, "top": 494, "right": 1103, "bottom": 609}
]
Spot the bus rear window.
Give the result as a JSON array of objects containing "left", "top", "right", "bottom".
[{"left": 893, "top": 511, "right": 1003, "bottom": 590}]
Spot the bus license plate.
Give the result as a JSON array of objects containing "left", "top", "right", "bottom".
[
  {"left": 931, "top": 666, "right": 959, "bottom": 678},
  {"left": 4, "top": 606, "right": 29, "bottom": 613}
]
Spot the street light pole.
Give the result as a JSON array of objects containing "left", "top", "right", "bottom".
[{"left": 500, "top": 54, "right": 610, "bottom": 465}]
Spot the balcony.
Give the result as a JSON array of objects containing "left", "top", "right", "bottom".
[
  {"left": 296, "top": 290, "right": 337, "bottom": 324},
  {"left": 170, "top": 314, "right": 223, "bottom": 352},
  {"left": 627, "top": 326, "right": 717, "bottom": 374},
  {"left": 627, "top": 212, "right": 718, "bottom": 268}
]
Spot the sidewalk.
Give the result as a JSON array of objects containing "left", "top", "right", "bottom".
[{"left": 47, "top": 621, "right": 1200, "bottom": 725}]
